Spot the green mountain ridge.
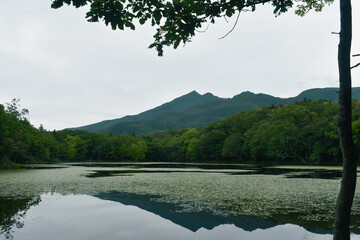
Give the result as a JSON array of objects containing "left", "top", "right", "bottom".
[{"left": 73, "top": 87, "right": 360, "bottom": 135}]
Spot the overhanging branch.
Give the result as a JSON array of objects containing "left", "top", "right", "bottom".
[
  {"left": 195, "top": 25, "right": 210, "bottom": 33},
  {"left": 219, "top": 11, "right": 241, "bottom": 39},
  {"left": 352, "top": 54, "right": 360, "bottom": 69},
  {"left": 351, "top": 62, "right": 360, "bottom": 69}
]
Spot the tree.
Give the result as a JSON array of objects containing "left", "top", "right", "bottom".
[
  {"left": 5, "top": 98, "right": 29, "bottom": 121},
  {"left": 333, "top": 0, "right": 357, "bottom": 239},
  {"left": 50, "top": 0, "right": 355, "bottom": 238}
]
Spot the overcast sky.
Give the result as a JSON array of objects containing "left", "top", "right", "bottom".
[{"left": 1, "top": 0, "right": 359, "bottom": 130}]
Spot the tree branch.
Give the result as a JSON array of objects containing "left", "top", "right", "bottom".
[
  {"left": 195, "top": 24, "right": 210, "bottom": 33},
  {"left": 353, "top": 54, "right": 360, "bottom": 57},
  {"left": 219, "top": 11, "right": 241, "bottom": 40},
  {"left": 351, "top": 62, "right": 360, "bottom": 69}
]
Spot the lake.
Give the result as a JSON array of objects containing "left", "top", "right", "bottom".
[{"left": 1, "top": 163, "right": 360, "bottom": 240}]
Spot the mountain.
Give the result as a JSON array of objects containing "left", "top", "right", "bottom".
[
  {"left": 74, "top": 91, "right": 220, "bottom": 134},
  {"left": 73, "top": 87, "right": 360, "bottom": 135}
]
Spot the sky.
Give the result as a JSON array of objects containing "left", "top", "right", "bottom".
[{"left": 1, "top": 0, "right": 360, "bottom": 130}]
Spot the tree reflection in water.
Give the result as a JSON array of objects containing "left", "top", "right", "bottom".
[{"left": 0, "top": 196, "right": 41, "bottom": 239}]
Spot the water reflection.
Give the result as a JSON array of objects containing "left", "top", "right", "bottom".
[
  {"left": 96, "top": 192, "right": 339, "bottom": 235},
  {"left": 94, "top": 192, "right": 280, "bottom": 232},
  {"left": 0, "top": 196, "right": 40, "bottom": 239},
  {"left": 2, "top": 193, "right": 359, "bottom": 240},
  {"left": 76, "top": 162, "right": 345, "bottom": 180}
]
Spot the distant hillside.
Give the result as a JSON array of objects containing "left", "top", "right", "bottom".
[
  {"left": 74, "top": 91, "right": 220, "bottom": 134},
  {"left": 73, "top": 87, "right": 360, "bottom": 135}
]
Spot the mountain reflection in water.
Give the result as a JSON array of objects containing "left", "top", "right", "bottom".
[
  {"left": 3, "top": 193, "right": 359, "bottom": 240},
  {"left": 94, "top": 192, "right": 291, "bottom": 232}
]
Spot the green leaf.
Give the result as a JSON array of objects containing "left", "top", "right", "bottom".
[
  {"left": 225, "top": 9, "right": 233, "bottom": 17},
  {"left": 111, "top": 22, "right": 117, "bottom": 30},
  {"left": 153, "top": 10, "right": 162, "bottom": 24},
  {"left": 174, "top": 38, "right": 181, "bottom": 49},
  {"left": 51, "top": 0, "right": 64, "bottom": 9},
  {"left": 139, "top": 18, "right": 146, "bottom": 25},
  {"left": 129, "top": 22, "right": 136, "bottom": 30}
]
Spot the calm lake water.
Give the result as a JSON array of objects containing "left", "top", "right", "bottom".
[{"left": 1, "top": 163, "right": 360, "bottom": 240}]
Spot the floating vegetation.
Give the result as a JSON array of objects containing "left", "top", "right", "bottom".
[{"left": 1, "top": 163, "right": 360, "bottom": 233}]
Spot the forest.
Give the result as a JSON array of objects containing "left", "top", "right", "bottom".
[{"left": 2, "top": 98, "right": 360, "bottom": 169}]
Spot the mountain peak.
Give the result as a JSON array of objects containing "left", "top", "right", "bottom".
[
  {"left": 233, "top": 91, "right": 256, "bottom": 98},
  {"left": 187, "top": 90, "right": 201, "bottom": 96},
  {"left": 177, "top": 91, "right": 219, "bottom": 101},
  {"left": 202, "top": 92, "right": 214, "bottom": 97},
  {"left": 240, "top": 91, "right": 255, "bottom": 95}
]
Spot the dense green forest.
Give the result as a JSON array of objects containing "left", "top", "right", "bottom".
[{"left": 2, "top": 98, "right": 360, "bottom": 169}]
